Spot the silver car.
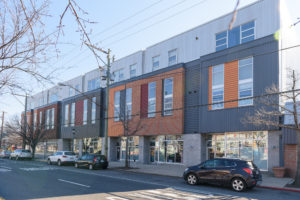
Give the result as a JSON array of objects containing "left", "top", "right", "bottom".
[
  {"left": 0, "top": 150, "right": 11, "bottom": 158},
  {"left": 10, "top": 149, "right": 32, "bottom": 160},
  {"left": 47, "top": 151, "right": 77, "bottom": 166}
]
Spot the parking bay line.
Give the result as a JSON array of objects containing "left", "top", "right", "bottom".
[{"left": 58, "top": 179, "right": 91, "bottom": 188}]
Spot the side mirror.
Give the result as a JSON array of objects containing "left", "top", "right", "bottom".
[{"left": 199, "top": 165, "right": 205, "bottom": 169}]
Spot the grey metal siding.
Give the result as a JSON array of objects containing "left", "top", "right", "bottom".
[
  {"left": 60, "top": 88, "right": 103, "bottom": 139},
  {"left": 282, "top": 128, "right": 297, "bottom": 144},
  {"left": 184, "top": 35, "right": 280, "bottom": 134}
]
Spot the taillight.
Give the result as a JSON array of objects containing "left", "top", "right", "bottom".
[
  {"left": 62, "top": 155, "right": 67, "bottom": 158},
  {"left": 93, "top": 157, "right": 97, "bottom": 162},
  {"left": 243, "top": 168, "right": 252, "bottom": 175}
]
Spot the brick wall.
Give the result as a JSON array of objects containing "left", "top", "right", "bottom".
[
  {"left": 75, "top": 100, "right": 83, "bottom": 126},
  {"left": 108, "top": 67, "right": 185, "bottom": 137},
  {"left": 224, "top": 60, "right": 238, "bottom": 108},
  {"left": 284, "top": 144, "right": 297, "bottom": 178}
]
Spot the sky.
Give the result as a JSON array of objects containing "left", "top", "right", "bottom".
[{"left": 1, "top": 0, "right": 300, "bottom": 123}]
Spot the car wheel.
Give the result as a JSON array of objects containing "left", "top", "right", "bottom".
[
  {"left": 75, "top": 163, "right": 78, "bottom": 168},
  {"left": 186, "top": 173, "right": 198, "bottom": 185},
  {"left": 47, "top": 159, "right": 52, "bottom": 165},
  {"left": 89, "top": 164, "right": 93, "bottom": 170},
  {"left": 57, "top": 160, "right": 61, "bottom": 166},
  {"left": 231, "top": 178, "right": 246, "bottom": 192},
  {"left": 102, "top": 166, "right": 107, "bottom": 170},
  {"left": 9, "top": 156, "right": 12, "bottom": 160}
]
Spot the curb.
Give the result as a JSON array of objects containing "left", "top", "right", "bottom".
[{"left": 257, "top": 185, "right": 300, "bottom": 193}]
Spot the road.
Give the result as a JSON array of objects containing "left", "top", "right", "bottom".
[{"left": 0, "top": 159, "right": 299, "bottom": 200}]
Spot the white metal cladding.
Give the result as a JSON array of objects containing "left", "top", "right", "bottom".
[
  {"left": 61, "top": 75, "right": 84, "bottom": 98},
  {"left": 111, "top": 51, "right": 143, "bottom": 81},
  {"left": 83, "top": 68, "right": 101, "bottom": 92}
]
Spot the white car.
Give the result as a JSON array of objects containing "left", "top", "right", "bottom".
[
  {"left": 47, "top": 151, "right": 77, "bottom": 166},
  {"left": 10, "top": 149, "right": 32, "bottom": 160}
]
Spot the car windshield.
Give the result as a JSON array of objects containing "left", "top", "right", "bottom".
[{"left": 65, "top": 152, "right": 76, "bottom": 156}]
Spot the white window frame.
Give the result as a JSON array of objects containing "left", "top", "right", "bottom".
[
  {"left": 148, "top": 82, "right": 156, "bottom": 118},
  {"left": 152, "top": 55, "right": 160, "bottom": 71},
  {"left": 241, "top": 21, "right": 256, "bottom": 44},
  {"left": 238, "top": 57, "right": 253, "bottom": 107},
  {"left": 212, "top": 64, "right": 224, "bottom": 110},
  {"left": 163, "top": 78, "right": 173, "bottom": 116},
  {"left": 83, "top": 99, "right": 88, "bottom": 125},
  {"left": 168, "top": 49, "right": 177, "bottom": 66},
  {"left": 215, "top": 31, "right": 228, "bottom": 51}
]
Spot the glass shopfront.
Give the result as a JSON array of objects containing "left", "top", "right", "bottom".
[
  {"left": 82, "top": 137, "right": 103, "bottom": 154},
  {"left": 206, "top": 131, "right": 268, "bottom": 170},
  {"left": 150, "top": 135, "right": 183, "bottom": 164},
  {"left": 117, "top": 136, "right": 139, "bottom": 161}
]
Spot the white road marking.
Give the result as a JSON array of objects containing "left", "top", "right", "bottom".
[
  {"left": 0, "top": 168, "right": 11, "bottom": 172},
  {"left": 20, "top": 166, "right": 57, "bottom": 171},
  {"left": 0, "top": 166, "right": 12, "bottom": 170},
  {"left": 58, "top": 179, "right": 91, "bottom": 188}
]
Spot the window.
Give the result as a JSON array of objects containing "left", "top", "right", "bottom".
[
  {"left": 212, "top": 64, "right": 224, "bottom": 109},
  {"left": 83, "top": 99, "right": 88, "bottom": 125},
  {"left": 46, "top": 109, "right": 50, "bottom": 130},
  {"left": 50, "top": 93, "right": 58, "bottom": 103},
  {"left": 75, "top": 84, "right": 80, "bottom": 95},
  {"left": 215, "top": 21, "right": 255, "bottom": 51},
  {"left": 130, "top": 64, "right": 137, "bottom": 78},
  {"left": 152, "top": 56, "right": 160, "bottom": 71},
  {"left": 168, "top": 49, "right": 177, "bottom": 66},
  {"left": 70, "top": 103, "right": 75, "bottom": 126},
  {"left": 91, "top": 97, "right": 96, "bottom": 124},
  {"left": 216, "top": 31, "right": 227, "bottom": 51},
  {"left": 126, "top": 88, "right": 132, "bottom": 120},
  {"left": 239, "top": 57, "right": 253, "bottom": 106},
  {"left": 113, "top": 69, "right": 124, "bottom": 82},
  {"left": 203, "top": 160, "right": 215, "bottom": 168},
  {"left": 51, "top": 108, "right": 55, "bottom": 129},
  {"left": 39, "top": 111, "right": 42, "bottom": 129},
  {"left": 114, "top": 91, "right": 120, "bottom": 121},
  {"left": 148, "top": 82, "right": 156, "bottom": 118},
  {"left": 163, "top": 78, "right": 173, "bottom": 115},
  {"left": 69, "top": 88, "right": 74, "bottom": 97},
  {"left": 120, "top": 136, "right": 139, "bottom": 161},
  {"left": 87, "top": 78, "right": 100, "bottom": 91},
  {"left": 33, "top": 112, "right": 37, "bottom": 131},
  {"left": 64, "top": 104, "right": 69, "bottom": 127}
]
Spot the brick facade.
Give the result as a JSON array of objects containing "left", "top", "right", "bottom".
[
  {"left": 108, "top": 67, "right": 185, "bottom": 137},
  {"left": 224, "top": 60, "right": 238, "bottom": 108},
  {"left": 284, "top": 144, "right": 298, "bottom": 178}
]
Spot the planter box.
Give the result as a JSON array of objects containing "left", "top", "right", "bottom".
[{"left": 273, "top": 167, "right": 286, "bottom": 178}]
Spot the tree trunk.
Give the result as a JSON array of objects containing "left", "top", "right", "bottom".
[
  {"left": 125, "top": 136, "right": 129, "bottom": 168},
  {"left": 22, "top": 136, "right": 26, "bottom": 149},
  {"left": 294, "top": 131, "right": 300, "bottom": 185},
  {"left": 31, "top": 144, "right": 36, "bottom": 160}
]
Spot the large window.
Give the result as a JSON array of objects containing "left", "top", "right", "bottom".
[
  {"left": 206, "top": 131, "right": 268, "bottom": 170},
  {"left": 216, "top": 21, "right": 255, "bottom": 51},
  {"left": 39, "top": 111, "right": 43, "bottom": 129},
  {"left": 152, "top": 55, "right": 160, "bottom": 71},
  {"left": 114, "top": 91, "right": 120, "bottom": 121},
  {"left": 91, "top": 97, "right": 96, "bottom": 124},
  {"left": 87, "top": 78, "right": 100, "bottom": 91},
  {"left": 126, "top": 88, "right": 132, "bottom": 120},
  {"left": 238, "top": 57, "right": 253, "bottom": 106},
  {"left": 83, "top": 99, "right": 88, "bottom": 125},
  {"left": 130, "top": 64, "right": 137, "bottom": 78},
  {"left": 69, "top": 87, "right": 74, "bottom": 97},
  {"left": 70, "top": 103, "right": 75, "bottom": 126},
  {"left": 51, "top": 108, "right": 55, "bottom": 129},
  {"left": 212, "top": 64, "right": 224, "bottom": 110},
  {"left": 163, "top": 78, "right": 173, "bottom": 115},
  {"left": 168, "top": 49, "right": 177, "bottom": 66},
  {"left": 46, "top": 109, "right": 50, "bottom": 130},
  {"left": 50, "top": 93, "right": 58, "bottom": 103},
  {"left": 33, "top": 112, "right": 37, "bottom": 131},
  {"left": 113, "top": 69, "right": 124, "bottom": 82},
  {"left": 64, "top": 104, "right": 69, "bottom": 127},
  {"left": 148, "top": 82, "right": 156, "bottom": 118},
  {"left": 150, "top": 135, "right": 183, "bottom": 163},
  {"left": 119, "top": 136, "right": 139, "bottom": 161},
  {"left": 75, "top": 84, "right": 80, "bottom": 95}
]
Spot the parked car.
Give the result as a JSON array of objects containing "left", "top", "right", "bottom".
[
  {"left": 9, "top": 149, "right": 32, "bottom": 160},
  {"left": 47, "top": 151, "right": 77, "bottom": 166},
  {"left": 183, "top": 158, "right": 262, "bottom": 192},
  {"left": 0, "top": 150, "right": 11, "bottom": 158},
  {"left": 74, "top": 154, "right": 108, "bottom": 170}
]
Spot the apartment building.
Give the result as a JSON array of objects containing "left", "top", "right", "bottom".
[{"left": 23, "top": 0, "right": 299, "bottom": 174}]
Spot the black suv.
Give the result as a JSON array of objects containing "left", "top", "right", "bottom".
[
  {"left": 74, "top": 154, "right": 108, "bottom": 170},
  {"left": 183, "top": 158, "right": 262, "bottom": 192}
]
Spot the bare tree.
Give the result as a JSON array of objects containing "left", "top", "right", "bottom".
[
  {"left": 5, "top": 114, "right": 49, "bottom": 159},
  {"left": 244, "top": 69, "right": 300, "bottom": 185}
]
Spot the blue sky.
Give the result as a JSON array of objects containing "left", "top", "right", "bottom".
[{"left": 1, "top": 0, "right": 300, "bottom": 121}]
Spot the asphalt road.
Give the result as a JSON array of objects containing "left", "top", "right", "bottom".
[{"left": 0, "top": 158, "right": 299, "bottom": 200}]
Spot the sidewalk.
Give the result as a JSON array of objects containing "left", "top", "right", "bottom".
[{"left": 108, "top": 161, "right": 300, "bottom": 192}]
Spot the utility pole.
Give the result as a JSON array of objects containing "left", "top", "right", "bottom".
[
  {"left": 104, "top": 49, "right": 111, "bottom": 158},
  {"left": 0, "top": 111, "right": 5, "bottom": 149},
  {"left": 23, "top": 94, "right": 28, "bottom": 149}
]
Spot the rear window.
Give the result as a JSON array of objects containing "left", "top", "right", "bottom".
[
  {"left": 65, "top": 152, "right": 76, "bottom": 156},
  {"left": 22, "top": 150, "right": 31, "bottom": 153}
]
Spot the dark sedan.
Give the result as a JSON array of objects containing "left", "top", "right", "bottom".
[
  {"left": 183, "top": 158, "right": 262, "bottom": 192},
  {"left": 74, "top": 154, "right": 108, "bottom": 170}
]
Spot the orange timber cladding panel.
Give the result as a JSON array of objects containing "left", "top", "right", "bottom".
[
  {"left": 208, "top": 60, "right": 239, "bottom": 110},
  {"left": 108, "top": 67, "right": 185, "bottom": 137}
]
